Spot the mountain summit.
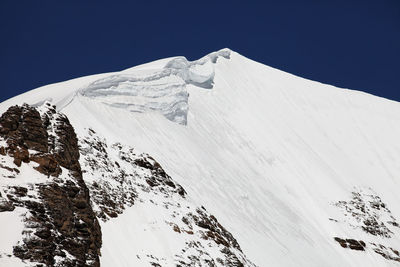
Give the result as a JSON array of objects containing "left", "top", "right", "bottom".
[{"left": 1, "top": 49, "right": 400, "bottom": 266}]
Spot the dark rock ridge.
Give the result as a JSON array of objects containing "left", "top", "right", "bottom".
[
  {"left": 0, "top": 103, "right": 101, "bottom": 266},
  {"left": 334, "top": 237, "right": 366, "bottom": 251},
  {"left": 79, "top": 128, "right": 257, "bottom": 266},
  {"left": 333, "top": 237, "right": 400, "bottom": 262}
]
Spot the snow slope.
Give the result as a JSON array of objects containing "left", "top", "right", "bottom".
[{"left": 1, "top": 48, "right": 400, "bottom": 266}]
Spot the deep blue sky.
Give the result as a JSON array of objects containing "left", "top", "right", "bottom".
[{"left": 0, "top": 1, "right": 399, "bottom": 103}]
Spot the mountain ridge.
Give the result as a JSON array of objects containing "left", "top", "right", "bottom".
[
  {"left": 2, "top": 48, "right": 399, "bottom": 115},
  {"left": 1, "top": 49, "right": 400, "bottom": 266}
]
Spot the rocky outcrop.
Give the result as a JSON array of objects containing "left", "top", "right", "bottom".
[
  {"left": 371, "top": 243, "right": 400, "bottom": 262},
  {"left": 0, "top": 103, "right": 101, "bottom": 266},
  {"left": 334, "top": 238, "right": 366, "bottom": 251},
  {"left": 79, "top": 128, "right": 257, "bottom": 267},
  {"left": 334, "top": 190, "right": 398, "bottom": 238},
  {"left": 0, "top": 105, "right": 48, "bottom": 153},
  {"left": 331, "top": 189, "right": 400, "bottom": 263},
  {"left": 186, "top": 207, "right": 242, "bottom": 252}
]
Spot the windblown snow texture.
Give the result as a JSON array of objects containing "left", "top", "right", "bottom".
[{"left": 1, "top": 48, "right": 400, "bottom": 266}]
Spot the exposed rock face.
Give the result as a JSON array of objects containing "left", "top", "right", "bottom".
[
  {"left": 331, "top": 189, "right": 400, "bottom": 263},
  {"left": 0, "top": 197, "right": 15, "bottom": 212},
  {"left": 371, "top": 243, "right": 400, "bottom": 262},
  {"left": 0, "top": 105, "right": 48, "bottom": 153},
  {"left": 0, "top": 103, "right": 256, "bottom": 266},
  {"left": 79, "top": 128, "right": 257, "bottom": 266},
  {"left": 334, "top": 237, "right": 366, "bottom": 251},
  {"left": 334, "top": 190, "right": 398, "bottom": 238},
  {"left": 0, "top": 103, "right": 101, "bottom": 266}
]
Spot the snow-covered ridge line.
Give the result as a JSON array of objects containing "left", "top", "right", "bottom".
[
  {"left": 79, "top": 48, "right": 231, "bottom": 125},
  {"left": 3, "top": 47, "right": 400, "bottom": 266}
]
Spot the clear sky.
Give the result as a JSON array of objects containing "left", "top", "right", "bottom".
[{"left": 0, "top": 1, "right": 399, "bottom": 103}]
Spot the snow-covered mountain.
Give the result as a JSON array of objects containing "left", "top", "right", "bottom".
[{"left": 1, "top": 49, "right": 400, "bottom": 266}]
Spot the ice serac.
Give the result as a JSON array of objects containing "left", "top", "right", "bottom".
[{"left": 80, "top": 48, "right": 230, "bottom": 125}]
